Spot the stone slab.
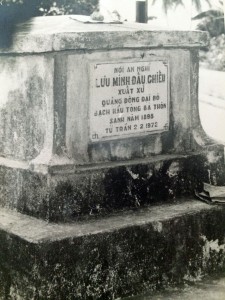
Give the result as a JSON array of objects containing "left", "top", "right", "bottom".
[
  {"left": 0, "top": 199, "right": 216, "bottom": 243},
  {"left": 1, "top": 15, "right": 208, "bottom": 54},
  {"left": 1, "top": 200, "right": 225, "bottom": 299}
]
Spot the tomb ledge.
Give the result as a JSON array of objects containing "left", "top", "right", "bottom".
[{"left": 0, "top": 15, "right": 209, "bottom": 54}]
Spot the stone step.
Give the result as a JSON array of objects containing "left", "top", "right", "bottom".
[{"left": 1, "top": 200, "right": 225, "bottom": 299}]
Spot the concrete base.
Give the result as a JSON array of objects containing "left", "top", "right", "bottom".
[
  {"left": 1, "top": 148, "right": 225, "bottom": 222},
  {"left": 1, "top": 200, "right": 225, "bottom": 299}
]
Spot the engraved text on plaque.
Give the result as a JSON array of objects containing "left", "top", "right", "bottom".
[{"left": 90, "top": 60, "right": 169, "bottom": 142}]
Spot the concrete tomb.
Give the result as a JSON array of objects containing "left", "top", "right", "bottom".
[{"left": 0, "top": 15, "right": 225, "bottom": 299}]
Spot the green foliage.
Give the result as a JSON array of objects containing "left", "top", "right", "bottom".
[
  {"left": 0, "top": 0, "right": 99, "bottom": 16},
  {"left": 39, "top": 0, "right": 99, "bottom": 16},
  {"left": 196, "top": 11, "right": 224, "bottom": 37},
  {"left": 193, "top": 0, "right": 224, "bottom": 37},
  {"left": 201, "top": 34, "right": 225, "bottom": 71}
]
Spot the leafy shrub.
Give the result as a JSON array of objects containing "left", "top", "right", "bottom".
[
  {"left": 39, "top": 0, "right": 99, "bottom": 16},
  {"left": 196, "top": 10, "right": 224, "bottom": 37},
  {"left": 201, "top": 34, "right": 225, "bottom": 71},
  {"left": 0, "top": 0, "right": 99, "bottom": 16}
]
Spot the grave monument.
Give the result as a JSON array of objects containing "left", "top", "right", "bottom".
[{"left": 0, "top": 15, "right": 225, "bottom": 299}]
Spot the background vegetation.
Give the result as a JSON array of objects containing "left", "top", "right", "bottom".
[
  {"left": 193, "top": 0, "right": 225, "bottom": 71},
  {"left": 0, "top": 0, "right": 99, "bottom": 16}
]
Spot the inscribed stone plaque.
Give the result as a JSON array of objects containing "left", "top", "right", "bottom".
[{"left": 90, "top": 60, "right": 169, "bottom": 142}]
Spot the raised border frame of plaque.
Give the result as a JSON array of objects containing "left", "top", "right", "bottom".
[{"left": 89, "top": 59, "right": 169, "bottom": 142}]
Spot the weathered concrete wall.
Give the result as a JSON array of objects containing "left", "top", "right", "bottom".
[
  {"left": 0, "top": 47, "right": 201, "bottom": 164},
  {"left": 0, "top": 55, "right": 54, "bottom": 160},
  {"left": 1, "top": 201, "right": 225, "bottom": 299},
  {"left": 0, "top": 16, "right": 208, "bottom": 55},
  {"left": 1, "top": 151, "right": 224, "bottom": 221}
]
